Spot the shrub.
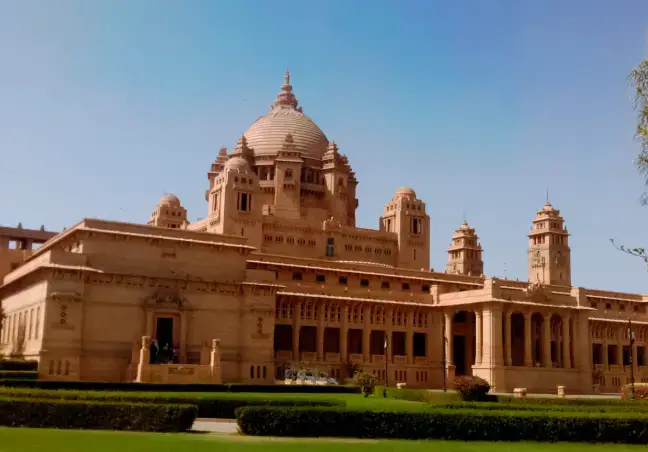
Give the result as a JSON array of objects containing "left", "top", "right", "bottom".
[
  {"left": 501, "top": 396, "right": 648, "bottom": 407},
  {"left": 235, "top": 405, "right": 648, "bottom": 443},
  {"left": 0, "top": 388, "right": 344, "bottom": 419},
  {"left": 352, "top": 372, "right": 375, "bottom": 397},
  {"left": 390, "top": 388, "right": 458, "bottom": 404},
  {"left": 0, "top": 371, "right": 37, "bottom": 380},
  {"left": 0, "top": 379, "right": 360, "bottom": 394},
  {"left": 0, "top": 360, "right": 38, "bottom": 371},
  {"left": 0, "top": 397, "right": 196, "bottom": 432},
  {"left": 622, "top": 383, "right": 648, "bottom": 400},
  {"left": 453, "top": 375, "right": 491, "bottom": 401},
  {"left": 442, "top": 401, "right": 648, "bottom": 413}
]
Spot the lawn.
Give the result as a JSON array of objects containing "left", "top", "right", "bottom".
[{"left": 0, "top": 428, "right": 645, "bottom": 452}]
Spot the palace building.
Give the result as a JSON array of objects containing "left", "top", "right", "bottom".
[{"left": 1, "top": 73, "right": 646, "bottom": 393}]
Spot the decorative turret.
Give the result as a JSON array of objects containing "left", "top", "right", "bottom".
[
  {"left": 148, "top": 194, "right": 189, "bottom": 230},
  {"left": 229, "top": 135, "right": 254, "bottom": 167},
  {"left": 322, "top": 141, "right": 354, "bottom": 225},
  {"left": 527, "top": 201, "right": 571, "bottom": 286},
  {"left": 272, "top": 133, "right": 304, "bottom": 220},
  {"left": 379, "top": 187, "right": 430, "bottom": 270},
  {"left": 446, "top": 221, "right": 483, "bottom": 276}
]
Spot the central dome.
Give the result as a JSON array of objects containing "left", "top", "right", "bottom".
[{"left": 243, "top": 72, "right": 329, "bottom": 160}]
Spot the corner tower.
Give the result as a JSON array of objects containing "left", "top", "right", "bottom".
[
  {"left": 379, "top": 187, "right": 430, "bottom": 270},
  {"left": 527, "top": 201, "right": 571, "bottom": 286},
  {"left": 446, "top": 221, "right": 483, "bottom": 276},
  {"left": 148, "top": 194, "right": 189, "bottom": 229}
]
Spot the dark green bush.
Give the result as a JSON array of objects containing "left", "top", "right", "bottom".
[
  {"left": 442, "top": 401, "right": 648, "bottom": 413},
  {"left": 0, "top": 379, "right": 360, "bottom": 394},
  {"left": 501, "top": 396, "right": 648, "bottom": 407},
  {"left": 0, "top": 360, "right": 38, "bottom": 371},
  {"left": 0, "top": 388, "right": 344, "bottom": 419},
  {"left": 0, "top": 371, "right": 37, "bottom": 380},
  {"left": 0, "top": 397, "right": 196, "bottom": 432},
  {"left": 453, "top": 375, "right": 491, "bottom": 401},
  {"left": 235, "top": 406, "right": 648, "bottom": 443}
]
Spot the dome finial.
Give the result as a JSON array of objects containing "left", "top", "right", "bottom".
[
  {"left": 274, "top": 70, "right": 298, "bottom": 109},
  {"left": 284, "top": 69, "right": 290, "bottom": 85}
]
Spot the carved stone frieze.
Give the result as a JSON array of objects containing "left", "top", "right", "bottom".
[{"left": 525, "top": 281, "right": 549, "bottom": 303}]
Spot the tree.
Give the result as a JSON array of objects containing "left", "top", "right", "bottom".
[
  {"left": 612, "top": 60, "right": 648, "bottom": 263},
  {"left": 631, "top": 59, "right": 648, "bottom": 204}
]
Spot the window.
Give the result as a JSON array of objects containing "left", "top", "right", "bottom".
[
  {"left": 605, "top": 303, "right": 612, "bottom": 310},
  {"left": 238, "top": 193, "right": 252, "bottom": 212},
  {"left": 402, "top": 283, "right": 410, "bottom": 291},
  {"left": 292, "top": 272, "right": 302, "bottom": 281},
  {"left": 315, "top": 274, "right": 326, "bottom": 283},
  {"left": 285, "top": 168, "right": 293, "bottom": 181},
  {"left": 339, "top": 276, "right": 348, "bottom": 285},
  {"left": 360, "top": 279, "right": 369, "bottom": 287},
  {"left": 326, "top": 238, "right": 335, "bottom": 257},
  {"left": 411, "top": 218, "right": 422, "bottom": 234},
  {"left": 381, "top": 281, "right": 390, "bottom": 289},
  {"left": 421, "top": 284, "right": 430, "bottom": 292}
]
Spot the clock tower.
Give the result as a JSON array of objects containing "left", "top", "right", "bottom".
[{"left": 527, "top": 201, "right": 571, "bottom": 286}]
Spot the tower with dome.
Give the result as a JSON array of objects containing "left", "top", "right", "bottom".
[{"left": 1, "top": 73, "right": 646, "bottom": 396}]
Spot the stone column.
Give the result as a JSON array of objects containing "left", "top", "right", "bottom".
[
  {"left": 317, "top": 303, "right": 326, "bottom": 361},
  {"left": 145, "top": 310, "right": 154, "bottom": 338},
  {"left": 602, "top": 337, "right": 609, "bottom": 370},
  {"left": 524, "top": 313, "right": 532, "bottom": 367},
  {"left": 179, "top": 312, "right": 188, "bottom": 363},
  {"left": 444, "top": 312, "right": 453, "bottom": 365},
  {"left": 617, "top": 327, "right": 624, "bottom": 367},
  {"left": 362, "top": 305, "right": 371, "bottom": 363},
  {"left": 406, "top": 310, "right": 414, "bottom": 365},
  {"left": 292, "top": 301, "right": 301, "bottom": 361},
  {"left": 481, "top": 307, "right": 504, "bottom": 366},
  {"left": 543, "top": 313, "right": 552, "bottom": 368},
  {"left": 504, "top": 311, "right": 512, "bottom": 366},
  {"left": 340, "top": 305, "right": 349, "bottom": 363},
  {"left": 632, "top": 342, "right": 638, "bottom": 374},
  {"left": 562, "top": 315, "right": 571, "bottom": 369},
  {"left": 475, "top": 309, "right": 483, "bottom": 366}
]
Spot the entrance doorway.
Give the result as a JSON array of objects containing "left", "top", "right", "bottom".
[
  {"left": 453, "top": 336, "right": 467, "bottom": 375},
  {"left": 156, "top": 317, "right": 174, "bottom": 348}
]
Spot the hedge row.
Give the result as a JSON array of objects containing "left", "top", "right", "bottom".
[
  {"left": 0, "top": 397, "right": 196, "bottom": 432},
  {"left": 0, "top": 360, "right": 38, "bottom": 371},
  {"left": 235, "top": 406, "right": 648, "bottom": 443},
  {"left": 0, "top": 388, "right": 343, "bottom": 419},
  {"left": 0, "top": 379, "right": 360, "bottom": 394},
  {"left": 0, "top": 371, "right": 37, "bottom": 380},
  {"left": 443, "top": 401, "right": 648, "bottom": 413},
  {"left": 499, "top": 395, "right": 648, "bottom": 407}
]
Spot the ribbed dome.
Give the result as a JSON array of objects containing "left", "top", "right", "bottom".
[
  {"left": 159, "top": 194, "right": 181, "bottom": 207},
  {"left": 224, "top": 156, "right": 250, "bottom": 172},
  {"left": 243, "top": 72, "right": 329, "bottom": 160}
]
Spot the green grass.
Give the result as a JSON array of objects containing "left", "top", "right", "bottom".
[{"left": 0, "top": 428, "right": 645, "bottom": 452}]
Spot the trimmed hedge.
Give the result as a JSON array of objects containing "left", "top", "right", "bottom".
[
  {"left": 501, "top": 396, "right": 648, "bottom": 407},
  {"left": 0, "top": 379, "right": 360, "bottom": 394},
  {"left": 442, "top": 401, "right": 648, "bottom": 413},
  {"left": 235, "top": 406, "right": 648, "bottom": 443},
  {"left": 0, "top": 371, "right": 37, "bottom": 380},
  {"left": 0, "top": 360, "right": 38, "bottom": 371},
  {"left": 0, "top": 397, "right": 196, "bottom": 432},
  {"left": 0, "top": 388, "right": 344, "bottom": 419}
]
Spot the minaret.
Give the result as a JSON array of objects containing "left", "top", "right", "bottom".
[
  {"left": 446, "top": 221, "right": 483, "bottom": 276},
  {"left": 527, "top": 201, "right": 571, "bottom": 286},
  {"left": 148, "top": 194, "right": 189, "bottom": 229}
]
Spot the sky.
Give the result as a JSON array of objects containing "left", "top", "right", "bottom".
[{"left": 1, "top": 0, "right": 648, "bottom": 293}]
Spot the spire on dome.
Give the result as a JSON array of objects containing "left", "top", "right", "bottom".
[{"left": 274, "top": 70, "right": 299, "bottom": 109}]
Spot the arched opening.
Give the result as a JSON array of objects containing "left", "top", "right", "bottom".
[
  {"left": 550, "top": 314, "right": 563, "bottom": 367},
  {"left": 510, "top": 313, "right": 525, "bottom": 366},
  {"left": 531, "top": 313, "right": 544, "bottom": 366}
]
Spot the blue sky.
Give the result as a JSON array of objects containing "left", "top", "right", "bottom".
[{"left": 1, "top": 1, "right": 647, "bottom": 293}]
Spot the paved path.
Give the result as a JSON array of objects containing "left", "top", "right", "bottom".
[{"left": 192, "top": 418, "right": 239, "bottom": 434}]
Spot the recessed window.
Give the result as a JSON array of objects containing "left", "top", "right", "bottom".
[
  {"left": 292, "top": 272, "right": 302, "bottom": 281},
  {"left": 590, "top": 301, "right": 597, "bottom": 308},
  {"left": 421, "top": 284, "right": 430, "bottom": 292},
  {"left": 339, "top": 276, "right": 348, "bottom": 285},
  {"left": 326, "top": 238, "right": 335, "bottom": 257},
  {"left": 238, "top": 192, "right": 252, "bottom": 212},
  {"left": 605, "top": 303, "right": 612, "bottom": 310},
  {"left": 315, "top": 274, "right": 326, "bottom": 283},
  {"left": 360, "top": 279, "right": 369, "bottom": 287},
  {"left": 620, "top": 304, "right": 626, "bottom": 311},
  {"left": 381, "top": 281, "right": 390, "bottom": 289},
  {"left": 402, "top": 283, "right": 411, "bottom": 291}
]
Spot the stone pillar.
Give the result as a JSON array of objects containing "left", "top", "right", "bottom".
[
  {"left": 504, "top": 311, "right": 512, "bottom": 366},
  {"left": 179, "top": 311, "right": 188, "bottom": 363},
  {"left": 632, "top": 342, "right": 638, "bottom": 374},
  {"left": 562, "top": 315, "right": 571, "bottom": 369},
  {"left": 317, "top": 303, "right": 326, "bottom": 361},
  {"left": 475, "top": 309, "right": 483, "bottom": 366},
  {"left": 524, "top": 313, "right": 532, "bottom": 367},
  {"left": 210, "top": 339, "right": 222, "bottom": 383},
  {"left": 444, "top": 312, "right": 453, "bottom": 365},
  {"left": 362, "top": 305, "right": 371, "bottom": 363},
  {"left": 340, "top": 305, "right": 349, "bottom": 363},
  {"left": 617, "top": 327, "right": 624, "bottom": 367},
  {"left": 292, "top": 301, "right": 301, "bottom": 361},
  {"left": 406, "top": 310, "right": 414, "bottom": 365},
  {"left": 543, "top": 313, "right": 553, "bottom": 368},
  {"left": 136, "top": 336, "right": 151, "bottom": 383},
  {"left": 481, "top": 307, "right": 504, "bottom": 366},
  {"left": 602, "top": 337, "right": 609, "bottom": 370},
  {"left": 145, "top": 310, "right": 154, "bottom": 338}
]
